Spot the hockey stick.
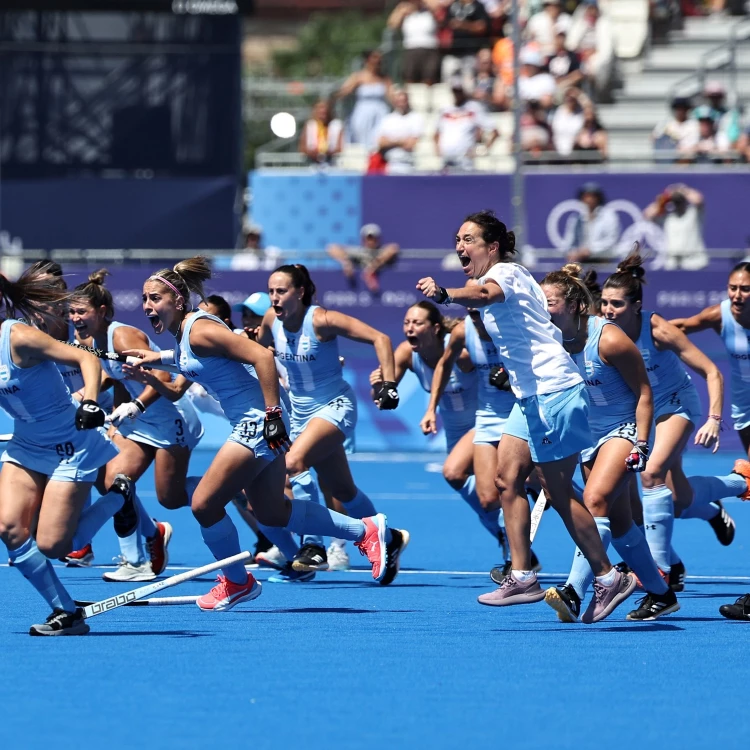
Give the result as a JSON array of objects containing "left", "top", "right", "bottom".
[
  {"left": 80, "top": 551, "right": 252, "bottom": 619},
  {"left": 75, "top": 595, "right": 198, "bottom": 607},
  {"left": 529, "top": 489, "right": 547, "bottom": 543},
  {"left": 66, "top": 341, "right": 180, "bottom": 374}
]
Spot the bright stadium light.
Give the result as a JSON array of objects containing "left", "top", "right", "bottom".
[{"left": 270, "top": 112, "right": 296, "bottom": 139}]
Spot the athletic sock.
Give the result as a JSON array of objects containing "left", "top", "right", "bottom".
[
  {"left": 257, "top": 524, "right": 299, "bottom": 560},
  {"left": 199, "top": 514, "right": 247, "bottom": 584},
  {"left": 642, "top": 484, "right": 674, "bottom": 573},
  {"left": 286, "top": 499, "right": 366, "bottom": 542},
  {"left": 681, "top": 474, "right": 743, "bottom": 519},
  {"left": 566, "top": 516, "right": 611, "bottom": 599},
  {"left": 183, "top": 475, "right": 202, "bottom": 508},
  {"left": 669, "top": 546, "right": 682, "bottom": 565},
  {"left": 290, "top": 471, "right": 325, "bottom": 547},
  {"left": 595, "top": 566, "right": 617, "bottom": 587},
  {"left": 118, "top": 528, "right": 144, "bottom": 564},
  {"left": 8, "top": 538, "right": 76, "bottom": 613},
  {"left": 135, "top": 492, "right": 157, "bottom": 539},
  {"left": 512, "top": 569, "right": 535, "bottom": 582},
  {"left": 341, "top": 487, "right": 377, "bottom": 519},
  {"left": 457, "top": 476, "right": 501, "bottom": 538},
  {"left": 612, "top": 523, "right": 668, "bottom": 594},
  {"left": 71, "top": 489, "right": 127, "bottom": 549}
]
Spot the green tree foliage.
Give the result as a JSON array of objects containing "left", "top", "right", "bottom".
[{"left": 272, "top": 11, "right": 386, "bottom": 78}]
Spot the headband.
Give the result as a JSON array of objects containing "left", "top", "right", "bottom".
[{"left": 150, "top": 275, "right": 184, "bottom": 302}]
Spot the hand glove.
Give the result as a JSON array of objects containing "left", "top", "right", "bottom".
[
  {"left": 263, "top": 406, "right": 291, "bottom": 455},
  {"left": 625, "top": 440, "right": 649, "bottom": 473},
  {"left": 75, "top": 399, "right": 106, "bottom": 430},
  {"left": 488, "top": 365, "right": 512, "bottom": 391},
  {"left": 374, "top": 381, "right": 400, "bottom": 410},
  {"left": 105, "top": 399, "right": 146, "bottom": 427}
]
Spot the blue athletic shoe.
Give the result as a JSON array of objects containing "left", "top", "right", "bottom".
[{"left": 268, "top": 563, "right": 316, "bottom": 583}]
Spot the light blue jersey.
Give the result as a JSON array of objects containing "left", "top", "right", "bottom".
[
  {"left": 271, "top": 305, "right": 357, "bottom": 441},
  {"left": 572, "top": 317, "right": 638, "bottom": 461},
  {"left": 464, "top": 315, "right": 515, "bottom": 444},
  {"left": 636, "top": 311, "right": 701, "bottom": 425},
  {"left": 176, "top": 310, "right": 284, "bottom": 460},
  {"left": 0, "top": 319, "right": 117, "bottom": 481},
  {"left": 413, "top": 333, "right": 477, "bottom": 450},
  {"left": 719, "top": 298, "right": 750, "bottom": 429},
  {"left": 104, "top": 321, "right": 202, "bottom": 450}
]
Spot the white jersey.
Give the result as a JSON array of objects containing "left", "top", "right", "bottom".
[{"left": 479, "top": 262, "right": 583, "bottom": 398}]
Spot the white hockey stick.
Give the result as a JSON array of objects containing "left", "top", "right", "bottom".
[
  {"left": 80, "top": 551, "right": 251, "bottom": 619},
  {"left": 529, "top": 489, "right": 547, "bottom": 543},
  {"left": 75, "top": 595, "right": 198, "bottom": 608}
]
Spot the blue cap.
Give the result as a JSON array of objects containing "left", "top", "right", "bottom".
[{"left": 233, "top": 292, "right": 271, "bottom": 316}]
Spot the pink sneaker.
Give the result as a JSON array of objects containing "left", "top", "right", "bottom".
[
  {"left": 196, "top": 573, "right": 262, "bottom": 612},
  {"left": 355, "top": 513, "right": 388, "bottom": 582}
]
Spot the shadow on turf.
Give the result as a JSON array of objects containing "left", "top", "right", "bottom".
[
  {"left": 31, "top": 631, "right": 210, "bottom": 638},
  {"left": 491, "top": 622, "right": 685, "bottom": 632},
  {"left": 243, "top": 607, "right": 418, "bottom": 615}
]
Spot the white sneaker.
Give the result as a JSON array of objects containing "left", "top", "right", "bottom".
[
  {"left": 255, "top": 545, "right": 287, "bottom": 570},
  {"left": 102, "top": 556, "right": 156, "bottom": 582},
  {"left": 327, "top": 540, "right": 350, "bottom": 571}
]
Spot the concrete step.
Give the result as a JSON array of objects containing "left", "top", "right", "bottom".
[
  {"left": 623, "top": 75, "right": 750, "bottom": 97},
  {"left": 675, "top": 16, "right": 745, "bottom": 40},
  {"left": 646, "top": 45, "right": 750, "bottom": 69}
]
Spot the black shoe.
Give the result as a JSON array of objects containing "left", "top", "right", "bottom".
[
  {"left": 719, "top": 593, "right": 750, "bottom": 621},
  {"left": 253, "top": 530, "right": 273, "bottom": 558},
  {"left": 490, "top": 549, "right": 542, "bottom": 585},
  {"left": 268, "top": 563, "right": 316, "bottom": 583},
  {"left": 111, "top": 474, "right": 137, "bottom": 538},
  {"left": 544, "top": 583, "right": 581, "bottom": 622},
  {"left": 29, "top": 607, "right": 90, "bottom": 636},
  {"left": 291, "top": 543, "right": 329, "bottom": 572},
  {"left": 614, "top": 561, "right": 632, "bottom": 575},
  {"left": 668, "top": 561, "right": 686, "bottom": 592},
  {"left": 380, "top": 528, "right": 410, "bottom": 586},
  {"left": 626, "top": 589, "right": 680, "bottom": 620},
  {"left": 708, "top": 501, "right": 736, "bottom": 546}
]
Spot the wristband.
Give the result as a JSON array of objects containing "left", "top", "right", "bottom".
[
  {"left": 160, "top": 349, "right": 176, "bottom": 365},
  {"left": 133, "top": 398, "right": 146, "bottom": 413},
  {"left": 434, "top": 286, "right": 453, "bottom": 305}
]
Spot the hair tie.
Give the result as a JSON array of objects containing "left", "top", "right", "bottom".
[
  {"left": 632, "top": 270, "right": 639, "bottom": 278},
  {"left": 150, "top": 275, "right": 184, "bottom": 302}
]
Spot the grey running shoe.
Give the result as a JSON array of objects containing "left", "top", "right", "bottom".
[
  {"left": 581, "top": 569, "right": 637, "bottom": 624},
  {"left": 29, "top": 608, "right": 90, "bottom": 636},
  {"left": 102, "top": 557, "right": 155, "bottom": 582},
  {"left": 478, "top": 573, "right": 545, "bottom": 607}
]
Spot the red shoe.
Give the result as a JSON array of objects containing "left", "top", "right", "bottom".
[
  {"left": 196, "top": 573, "right": 262, "bottom": 612},
  {"left": 354, "top": 513, "right": 388, "bottom": 582},
  {"left": 64, "top": 544, "right": 94, "bottom": 567},
  {"left": 732, "top": 459, "right": 750, "bottom": 500},
  {"left": 146, "top": 521, "right": 172, "bottom": 576}
]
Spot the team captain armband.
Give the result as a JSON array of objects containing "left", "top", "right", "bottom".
[{"left": 160, "top": 350, "right": 176, "bottom": 366}]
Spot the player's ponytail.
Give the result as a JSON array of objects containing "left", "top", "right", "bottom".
[
  {"left": 603, "top": 244, "right": 646, "bottom": 305},
  {"left": 542, "top": 263, "right": 594, "bottom": 317},
  {"left": 149, "top": 256, "right": 211, "bottom": 310},
  {"left": 71, "top": 267, "right": 115, "bottom": 319},
  {"left": 273, "top": 264, "right": 316, "bottom": 306},
  {"left": 0, "top": 265, "right": 71, "bottom": 325}
]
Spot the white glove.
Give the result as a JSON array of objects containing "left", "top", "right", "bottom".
[{"left": 105, "top": 399, "right": 145, "bottom": 427}]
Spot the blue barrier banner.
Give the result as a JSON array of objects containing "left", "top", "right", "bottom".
[{"left": 0, "top": 264, "right": 737, "bottom": 452}]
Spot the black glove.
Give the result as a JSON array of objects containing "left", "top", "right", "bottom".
[
  {"left": 75, "top": 399, "right": 105, "bottom": 430},
  {"left": 374, "top": 381, "right": 400, "bottom": 410},
  {"left": 489, "top": 365, "right": 512, "bottom": 391},
  {"left": 625, "top": 440, "right": 649, "bottom": 473},
  {"left": 263, "top": 406, "right": 291, "bottom": 455}
]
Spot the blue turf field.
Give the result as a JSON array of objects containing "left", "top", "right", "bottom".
[{"left": 2, "top": 449, "right": 750, "bottom": 749}]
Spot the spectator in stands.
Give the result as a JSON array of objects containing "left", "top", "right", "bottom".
[
  {"left": 563, "top": 181, "right": 620, "bottom": 263},
  {"left": 434, "top": 78, "right": 498, "bottom": 169},
  {"left": 441, "top": 0, "right": 491, "bottom": 86},
  {"left": 517, "top": 47, "right": 557, "bottom": 110},
  {"left": 336, "top": 49, "right": 392, "bottom": 150},
  {"left": 470, "top": 48, "right": 504, "bottom": 110},
  {"left": 520, "top": 100, "right": 554, "bottom": 156},
  {"left": 298, "top": 99, "right": 344, "bottom": 165},
  {"left": 703, "top": 81, "right": 743, "bottom": 151},
  {"left": 526, "top": 0, "right": 571, "bottom": 57},
  {"left": 546, "top": 26, "right": 583, "bottom": 90},
  {"left": 572, "top": 101, "right": 608, "bottom": 161},
  {"left": 327, "top": 223, "right": 400, "bottom": 294},
  {"left": 491, "top": 35, "right": 515, "bottom": 100},
  {"left": 686, "top": 105, "right": 732, "bottom": 162},
  {"left": 644, "top": 184, "right": 707, "bottom": 271},
  {"left": 651, "top": 96, "right": 699, "bottom": 154},
  {"left": 376, "top": 89, "right": 425, "bottom": 174},
  {"left": 565, "top": 0, "right": 615, "bottom": 102},
  {"left": 551, "top": 87, "right": 586, "bottom": 156},
  {"left": 232, "top": 223, "right": 283, "bottom": 271},
  {"left": 735, "top": 124, "right": 750, "bottom": 162},
  {"left": 388, "top": 1, "right": 442, "bottom": 85}
]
